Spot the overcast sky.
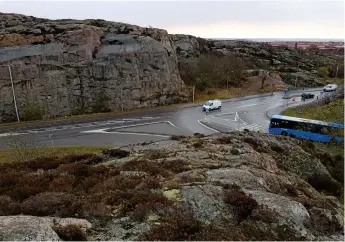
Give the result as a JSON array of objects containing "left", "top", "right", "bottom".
[{"left": 0, "top": 0, "right": 344, "bottom": 39}]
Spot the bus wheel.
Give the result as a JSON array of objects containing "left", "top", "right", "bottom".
[{"left": 281, "top": 131, "right": 288, "bottom": 136}]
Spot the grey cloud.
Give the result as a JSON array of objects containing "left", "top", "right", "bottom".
[{"left": 0, "top": 1, "right": 343, "bottom": 29}]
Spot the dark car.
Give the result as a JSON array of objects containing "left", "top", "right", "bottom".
[{"left": 301, "top": 93, "right": 315, "bottom": 99}]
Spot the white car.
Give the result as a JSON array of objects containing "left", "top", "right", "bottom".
[
  {"left": 202, "top": 100, "right": 222, "bottom": 111},
  {"left": 323, "top": 84, "right": 337, "bottom": 92}
]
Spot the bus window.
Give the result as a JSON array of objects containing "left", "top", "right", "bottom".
[
  {"left": 270, "top": 119, "right": 281, "bottom": 128},
  {"left": 279, "top": 120, "right": 297, "bottom": 129},
  {"left": 318, "top": 125, "right": 335, "bottom": 135}
]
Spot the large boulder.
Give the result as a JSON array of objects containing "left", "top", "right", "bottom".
[{"left": 0, "top": 215, "right": 91, "bottom": 241}]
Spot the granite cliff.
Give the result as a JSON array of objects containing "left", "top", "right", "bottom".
[
  {"left": 0, "top": 13, "right": 188, "bottom": 122},
  {"left": 0, "top": 13, "right": 343, "bottom": 123}
]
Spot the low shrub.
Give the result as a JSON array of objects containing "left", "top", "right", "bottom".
[
  {"left": 20, "top": 103, "right": 44, "bottom": 121},
  {"left": 160, "top": 159, "right": 191, "bottom": 174},
  {"left": 193, "top": 133, "right": 205, "bottom": 138},
  {"left": 53, "top": 224, "right": 87, "bottom": 241},
  {"left": 307, "top": 173, "right": 342, "bottom": 197},
  {"left": 121, "top": 159, "right": 170, "bottom": 177},
  {"left": 250, "top": 205, "right": 279, "bottom": 223},
  {"left": 192, "top": 141, "right": 203, "bottom": 149},
  {"left": 21, "top": 192, "right": 79, "bottom": 217},
  {"left": 102, "top": 148, "right": 130, "bottom": 158},
  {"left": 170, "top": 135, "right": 186, "bottom": 141},
  {"left": 216, "top": 136, "right": 232, "bottom": 144},
  {"left": 230, "top": 148, "right": 240, "bottom": 155},
  {"left": 0, "top": 195, "right": 21, "bottom": 215},
  {"left": 270, "top": 143, "right": 283, "bottom": 153},
  {"left": 140, "top": 205, "right": 202, "bottom": 241},
  {"left": 143, "top": 150, "right": 167, "bottom": 160},
  {"left": 224, "top": 186, "right": 258, "bottom": 221}
]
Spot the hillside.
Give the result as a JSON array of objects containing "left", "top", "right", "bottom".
[
  {"left": 171, "top": 34, "right": 344, "bottom": 89},
  {"left": 0, "top": 12, "right": 343, "bottom": 123},
  {"left": 0, "top": 13, "right": 189, "bottom": 123},
  {"left": 0, "top": 132, "right": 343, "bottom": 241}
]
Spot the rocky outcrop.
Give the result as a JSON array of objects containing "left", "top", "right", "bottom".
[
  {"left": 1, "top": 132, "right": 343, "bottom": 240},
  {"left": 169, "top": 34, "right": 343, "bottom": 87},
  {"left": 0, "top": 215, "right": 91, "bottom": 241},
  {"left": 0, "top": 13, "right": 189, "bottom": 122}
]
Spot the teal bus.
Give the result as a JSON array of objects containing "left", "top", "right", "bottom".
[{"left": 269, "top": 115, "right": 344, "bottom": 143}]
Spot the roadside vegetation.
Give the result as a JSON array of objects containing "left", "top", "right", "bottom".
[
  {"left": 281, "top": 98, "right": 344, "bottom": 123},
  {"left": 281, "top": 97, "right": 344, "bottom": 197},
  {"left": 0, "top": 145, "right": 108, "bottom": 164},
  {"left": 179, "top": 53, "right": 284, "bottom": 102},
  {"left": 0, "top": 133, "right": 343, "bottom": 240}
]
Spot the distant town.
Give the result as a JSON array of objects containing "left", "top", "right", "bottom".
[
  {"left": 266, "top": 41, "right": 344, "bottom": 50},
  {"left": 211, "top": 38, "right": 344, "bottom": 50}
]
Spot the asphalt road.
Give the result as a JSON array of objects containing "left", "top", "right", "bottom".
[{"left": 0, "top": 88, "right": 324, "bottom": 148}]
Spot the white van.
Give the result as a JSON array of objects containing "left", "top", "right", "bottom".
[
  {"left": 202, "top": 100, "right": 222, "bottom": 111},
  {"left": 323, "top": 84, "right": 337, "bottom": 92}
]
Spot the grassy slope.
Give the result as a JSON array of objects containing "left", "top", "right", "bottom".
[
  {"left": 281, "top": 98, "right": 344, "bottom": 123},
  {"left": 282, "top": 98, "right": 344, "bottom": 158},
  {"left": 0, "top": 146, "right": 109, "bottom": 164}
]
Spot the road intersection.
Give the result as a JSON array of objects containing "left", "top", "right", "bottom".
[{"left": 0, "top": 88, "right": 323, "bottom": 148}]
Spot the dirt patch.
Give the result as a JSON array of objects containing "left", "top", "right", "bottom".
[{"left": 242, "top": 74, "right": 287, "bottom": 92}]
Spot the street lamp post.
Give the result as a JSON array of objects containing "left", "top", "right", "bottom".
[{"left": 7, "top": 65, "right": 20, "bottom": 122}]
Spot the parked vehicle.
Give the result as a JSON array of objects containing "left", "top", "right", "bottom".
[
  {"left": 323, "top": 84, "right": 337, "bottom": 92},
  {"left": 202, "top": 100, "right": 222, "bottom": 111},
  {"left": 301, "top": 93, "right": 315, "bottom": 99},
  {"left": 269, "top": 115, "right": 344, "bottom": 143}
]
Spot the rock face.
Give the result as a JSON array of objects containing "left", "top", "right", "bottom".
[
  {"left": 0, "top": 13, "right": 189, "bottom": 122},
  {"left": 0, "top": 132, "right": 344, "bottom": 240},
  {"left": 0, "top": 215, "right": 91, "bottom": 241},
  {"left": 169, "top": 34, "right": 343, "bottom": 87}
]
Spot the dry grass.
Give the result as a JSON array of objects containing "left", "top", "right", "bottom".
[
  {"left": 327, "top": 78, "right": 344, "bottom": 86},
  {"left": 281, "top": 98, "right": 344, "bottom": 124},
  {"left": 194, "top": 86, "right": 282, "bottom": 103},
  {"left": 0, "top": 146, "right": 109, "bottom": 164},
  {"left": 0, "top": 150, "right": 192, "bottom": 223},
  {"left": 194, "top": 88, "right": 254, "bottom": 102}
]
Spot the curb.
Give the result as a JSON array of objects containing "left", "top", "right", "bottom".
[
  {"left": 265, "top": 89, "right": 340, "bottom": 119},
  {"left": 0, "top": 87, "right": 321, "bottom": 133}
]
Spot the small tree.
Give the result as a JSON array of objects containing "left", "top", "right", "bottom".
[
  {"left": 260, "top": 70, "right": 270, "bottom": 89},
  {"left": 317, "top": 66, "right": 329, "bottom": 78}
]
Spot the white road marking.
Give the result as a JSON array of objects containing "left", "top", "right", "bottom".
[
  {"left": 0, "top": 132, "right": 28, "bottom": 137},
  {"left": 240, "top": 123, "right": 263, "bottom": 131},
  {"left": 210, "top": 116, "right": 237, "bottom": 123},
  {"left": 197, "top": 120, "right": 220, "bottom": 133},
  {"left": 107, "top": 120, "right": 170, "bottom": 129},
  {"left": 81, "top": 120, "right": 183, "bottom": 137},
  {"left": 82, "top": 128, "right": 170, "bottom": 137},
  {"left": 122, "top": 119, "right": 141, "bottom": 121},
  {"left": 142, "top": 117, "right": 156, "bottom": 119},
  {"left": 107, "top": 131, "right": 170, "bottom": 138},
  {"left": 222, "top": 100, "right": 274, "bottom": 111},
  {"left": 213, "top": 112, "right": 236, "bottom": 117},
  {"left": 82, "top": 129, "right": 108, "bottom": 133},
  {"left": 235, "top": 112, "right": 246, "bottom": 124}
]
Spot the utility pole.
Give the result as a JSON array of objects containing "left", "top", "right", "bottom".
[
  {"left": 295, "top": 77, "right": 297, "bottom": 88},
  {"left": 8, "top": 65, "right": 20, "bottom": 122},
  {"left": 335, "top": 65, "right": 339, "bottom": 78},
  {"left": 120, "top": 88, "right": 124, "bottom": 112},
  {"left": 192, "top": 85, "right": 195, "bottom": 102}
]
